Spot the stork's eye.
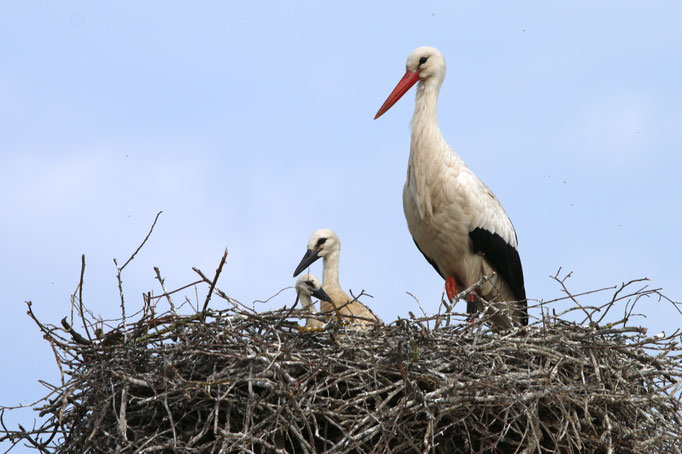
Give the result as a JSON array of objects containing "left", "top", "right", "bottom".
[
  {"left": 305, "top": 280, "right": 314, "bottom": 288},
  {"left": 419, "top": 56, "right": 428, "bottom": 66},
  {"left": 316, "top": 238, "right": 327, "bottom": 248}
]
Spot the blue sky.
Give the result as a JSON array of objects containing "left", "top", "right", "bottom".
[{"left": 2, "top": 2, "right": 681, "bottom": 449}]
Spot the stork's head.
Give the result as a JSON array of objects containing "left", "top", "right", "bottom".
[
  {"left": 406, "top": 46, "right": 446, "bottom": 81},
  {"left": 292, "top": 228, "right": 340, "bottom": 277},
  {"left": 374, "top": 46, "right": 446, "bottom": 119},
  {"left": 295, "top": 274, "right": 331, "bottom": 303}
]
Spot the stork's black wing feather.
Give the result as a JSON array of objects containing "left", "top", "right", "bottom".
[
  {"left": 412, "top": 238, "right": 444, "bottom": 279},
  {"left": 469, "top": 227, "right": 528, "bottom": 326}
]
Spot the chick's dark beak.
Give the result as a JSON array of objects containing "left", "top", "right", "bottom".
[{"left": 311, "top": 286, "right": 331, "bottom": 303}]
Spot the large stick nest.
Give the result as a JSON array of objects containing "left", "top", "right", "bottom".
[
  {"left": 3, "top": 276, "right": 682, "bottom": 453},
  {"left": 1, "top": 214, "right": 681, "bottom": 453}
]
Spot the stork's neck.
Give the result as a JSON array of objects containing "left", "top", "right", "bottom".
[
  {"left": 299, "top": 293, "right": 314, "bottom": 312},
  {"left": 410, "top": 78, "right": 456, "bottom": 164},
  {"left": 413, "top": 79, "right": 440, "bottom": 127},
  {"left": 322, "top": 251, "right": 341, "bottom": 289}
]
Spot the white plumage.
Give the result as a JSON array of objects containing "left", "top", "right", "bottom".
[
  {"left": 294, "top": 274, "right": 329, "bottom": 330},
  {"left": 375, "top": 46, "right": 527, "bottom": 329},
  {"left": 293, "top": 229, "right": 381, "bottom": 326}
]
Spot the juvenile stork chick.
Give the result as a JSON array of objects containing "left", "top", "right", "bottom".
[
  {"left": 295, "top": 274, "right": 330, "bottom": 331},
  {"left": 293, "top": 229, "right": 381, "bottom": 326}
]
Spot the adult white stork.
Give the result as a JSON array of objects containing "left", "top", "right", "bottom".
[
  {"left": 293, "top": 229, "right": 381, "bottom": 326},
  {"left": 294, "top": 274, "right": 330, "bottom": 331},
  {"left": 374, "top": 46, "right": 528, "bottom": 329}
]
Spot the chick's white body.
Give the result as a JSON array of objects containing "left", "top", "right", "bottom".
[
  {"left": 295, "top": 274, "right": 325, "bottom": 329},
  {"left": 295, "top": 229, "right": 380, "bottom": 326}
]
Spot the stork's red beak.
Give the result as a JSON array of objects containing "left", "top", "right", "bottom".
[{"left": 374, "top": 70, "right": 420, "bottom": 120}]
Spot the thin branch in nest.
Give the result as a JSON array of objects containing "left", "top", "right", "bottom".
[
  {"left": 75, "top": 254, "right": 92, "bottom": 343},
  {"left": 60, "top": 318, "right": 90, "bottom": 346},
  {"left": 551, "top": 268, "right": 601, "bottom": 325},
  {"left": 192, "top": 253, "right": 246, "bottom": 313},
  {"left": 153, "top": 266, "right": 177, "bottom": 315},
  {"left": 594, "top": 278, "right": 651, "bottom": 325},
  {"left": 113, "top": 211, "right": 164, "bottom": 337},
  {"left": 150, "top": 278, "right": 204, "bottom": 305},
  {"left": 253, "top": 286, "right": 297, "bottom": 305},
  {"left": 119, "top": 211, "right": 163, "bottom": 272},
  {"left": 200, "top": 248, "right": 228, "bottom": 320}
]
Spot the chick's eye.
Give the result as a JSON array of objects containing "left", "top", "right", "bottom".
[
  {"left": 316, "top": 238, "right": 327, "bottom": 248},
  {"left": 419, "top": 56, "right": 428, "bottom": 66}
]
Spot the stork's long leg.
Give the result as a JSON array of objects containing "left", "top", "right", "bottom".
[
  {"left": 445, "top": 276, "right": 458, "bottom": 303},
  {"left": 467, "top": 292, "right": 477, "bottom": 319}
]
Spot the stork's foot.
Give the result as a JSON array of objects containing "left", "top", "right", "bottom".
[
  {"left": 445, "top": 276, "right": 458, "bottom": 303},
  {"left": 298, "top": 325, "right": 323, "bottom": 333}
]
